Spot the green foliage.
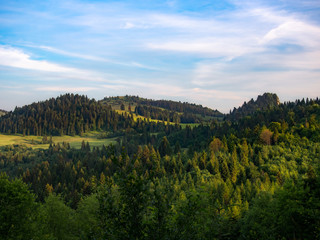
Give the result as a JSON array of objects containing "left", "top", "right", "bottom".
[
  {"left": 98, "top": 173, "right": 151, "bottom": 239},
  {"left": 0, "top": 173, "right": 37, "bottom": 240},
  {"left": 158, "top": 136, "right": 172, "bottom": 157},
  {"left": 75, "top": 194, "right": 100, "bottom": 240},
  {"left": 228, "top": 92, "right": 280, "bottom": 120},
  {"left": 39, "top": 194, "right": 76, "bottom": 240},
  {"left": 0, "top": 94, "right": 320, "bottom": 239},
  {"left": 241, "top": 179, "right": 320, "bottom": 240},
  {"left": 102, "top": 95, "right": 223, "bottom": 124}
]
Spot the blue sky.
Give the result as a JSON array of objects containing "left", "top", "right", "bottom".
[{"left": 0, "top": 0, "right": 320, "bottom": 112}]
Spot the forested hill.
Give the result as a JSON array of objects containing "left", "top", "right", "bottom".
[
  {"left": 1, "top": 93, "right": 320, "bottom": 239},
  {"left": 227, "top": 93, "right": 280, "bottom": 120},
  {"left": 100, "top": 95, "right": 224, "bottom": 123},
  {"left": 0, "top": 94, "right": 135, "bottom": 136}
]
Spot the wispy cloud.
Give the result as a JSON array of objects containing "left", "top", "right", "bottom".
[
  {"left": 35, "top": 86, "right": 98, "bottom": 92},
  {"left": 147, "top": 7, "right": 320, "bottom": 57},
  {"left": 261, "top": 20, "right": 320, "bottom": 48},
  {"left": 21, "top": 45, "right": 160, "bottom": 70},
  {"left": 0, "top": 0, "right": 319, "bottom": 112},
  {"left": 37, "top": 46, "right": 111, "bottom": 62},
  {"left": 0, "top": 45, "right": 77, "bottom": 72},
  {"left": 0, "top": 45, "right": 112, "bottom": 83}
]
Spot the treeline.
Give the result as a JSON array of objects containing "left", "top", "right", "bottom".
[
  {"left": 137, "top": 98, "right": 222, "bottom": 117},
  {"left": 231, "top": 96, "right": 320, "bottom": 142},
  {"left": 0, "top": 94, "right": 182, "bottom": 137},
  {"left": 0, "top": 94, "right": 121, "bottom": 135},
  {"left": 168, "top": 97, "right": 320, "bottom": 151},
  {"left": 135, "top": 104, "right": 208, "bottom": 123},
  {"left": 103, "top": 95, "right": 223, "bottom": 118},
  {"left": 227, "top": 93, "right": 280, "bottom": 120}
]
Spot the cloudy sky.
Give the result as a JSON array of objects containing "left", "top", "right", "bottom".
[{"left": 0, "top": 0, "right": 319, "bottom": 112}]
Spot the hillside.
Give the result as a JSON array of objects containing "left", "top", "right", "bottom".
[
  {"left": 100, "top": 95, "right": 224, "bottom": 123},
  {"left": 1, "top": 93, "right": 320, "bottom": 240},
  {"left": 227, "top": 93, "right": 280, "bottom": 120},
  {"left": 0, "top": 94, "right": 131, "bottom": 136}
]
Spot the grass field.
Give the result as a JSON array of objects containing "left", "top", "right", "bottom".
[
  {"left": 116, "top": 110, "right": 170, "bottom": 124},
  {"left": 100, "top": 98, "right": 137, "bottom": 112},
  {"left": 102, "top": 98, "right": 209, "bottom": 127},
  {"left": 116, "top": 110, "right": 201, "bottom": 128},
  {"left": 0, "top": 132, "right": 117, "bottom": 149}
]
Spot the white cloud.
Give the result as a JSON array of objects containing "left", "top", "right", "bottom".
[
  {"left": 0, "top": 46, "right": 76, "bottom": 72},
  {"left": 0, "top": 45, "right": 114, "bottom": 83},
  {"left": 261, "top": 20, "right": 320, "bottom": 48},
  {"left": 149, "top": 14, "right": 219, "bottom": 30},
  {"left": 123, "top": 22, "right": 136, "bottom": 29},
  {"left": 146, "top": 7, "right": 320, "bottom": 60},
  {"left": 23, "top": 45, "right": 160, "bottom": 70},
  {"left": 148, "top": 39, "right": 257, "bottom": 59},
  {"left": 1, "top": 1, "right": 320, "bottom": 113},
  {"left": 191, "top": 59, "right": 320, "bottom": 105}
]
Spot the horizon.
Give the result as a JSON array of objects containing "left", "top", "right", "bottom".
[
  {"left": 0, "top": 91, "right": 318, "bottom": 115},
  {"left": 1, "top": 0, "right": 320, "bottom": 113}
]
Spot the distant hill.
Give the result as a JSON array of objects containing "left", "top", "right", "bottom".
[
  {"left": 100, "top": 95, "right": 224, "bottom": 123},
  {"left": 227, "top": 93, "right": 280, "bottom": 120},
  {"left": 0, "top": 94, "right": 132, "bottom": 136}
]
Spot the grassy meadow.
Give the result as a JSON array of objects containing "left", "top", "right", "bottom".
[
  {"left": 0, "top": 132, "right": 117, "bottom": 149},
  {"left": 0, "top": 113, "right": 199, "bottom": 150}
]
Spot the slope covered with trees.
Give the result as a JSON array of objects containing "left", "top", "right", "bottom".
[
  {"left": 227, "top": 93, "right": 280, "bottom": 120},
  {"left": 101, "top": 95, "right": 224, "bottom": 123},
  {"left": 0, "top": 94, "right": 178, "bottom": 137},
  {"left": 1, "top": 93, "right": 320, "bottom": 240},
  {"left": 0, "top": 94, "right": 122, "bottom": 136}
]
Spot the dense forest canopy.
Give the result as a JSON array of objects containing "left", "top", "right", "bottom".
[
  {"left": 0, "top": 94, "right": 183, "bottom": 137},
  {"left": 1, "top": 93, "right": 320, "bottom": 240}
]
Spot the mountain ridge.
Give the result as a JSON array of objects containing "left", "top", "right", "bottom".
[
  {"left": 100, "top": 95, "right": 224, "bottom": 123},
  {"left": 227, "top": 93, "right": 280, "bottom": 120}
]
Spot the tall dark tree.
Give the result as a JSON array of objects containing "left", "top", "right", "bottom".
[{"left": 158, "top": 136, "right": 172, "bottom": 157}]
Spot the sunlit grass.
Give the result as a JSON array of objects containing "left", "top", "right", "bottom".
[
  {"left": 0, "top": 132, "right": 117, "bottom": 149},
  {"left": 115, "top": 110, "right": 170, "bottom": 124}
]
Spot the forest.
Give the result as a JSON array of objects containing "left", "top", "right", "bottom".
[
  {"left": 1, "top": 93, "right": 320, "bottom": 240},
  {"left": 101, "top": 95, "right": 223, "bottom": 123}
]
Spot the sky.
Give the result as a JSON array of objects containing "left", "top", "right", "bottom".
[{"left": 0, "top": 0, "right": 320, "bottom": 113}]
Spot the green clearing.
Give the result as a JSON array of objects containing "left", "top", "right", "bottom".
[
  {"left": 102, "top": 98, "right": 212, "bottom": 126},
  {"left": 116, "top": 110, "right": 201, "bottom": 127},
  {"left": 116, "top": 110, "right": 175, "bottom": 124},
  {"left": 0, "top": 132, "right": 117, "bottom": 149},
  {"left": 180, "top": 123, "right": 200, "bottom": 129},
  {"left": 100, "top": 98, "right": 137, "bottom": 112}
]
